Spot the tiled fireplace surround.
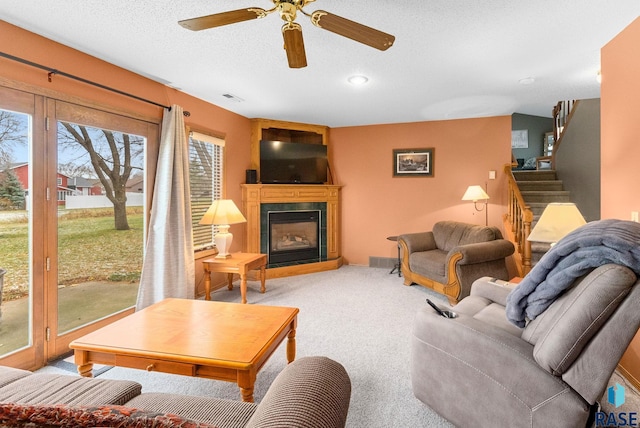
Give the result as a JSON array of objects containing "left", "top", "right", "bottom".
[
  {"left": 261, "top": 203, "right": 326, "bottom": 265},
  {"left": 241, "top": 184, "right": 342, "bottom": 278}
]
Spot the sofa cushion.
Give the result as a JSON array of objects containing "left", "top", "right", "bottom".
[
  {"left": 126, "top": 393, "right": 256, "bottom": 428},
  {"left": 0, "top": 373, "right": 141, "bottom": 406},
  {"left": 454, "top": 296, "right": 523, "bottom": 337},
  {"left": 0, "top": 367, "right": 32, "bottom": 389},
  {"left": 409, "top": 249, "right": 447, "bottom": 280},
  {"left": 433, "top": 221, "right": 499, "bottom": 252},
  {"left": 0, "top": 402, "right": 217, "bottom": 427}
]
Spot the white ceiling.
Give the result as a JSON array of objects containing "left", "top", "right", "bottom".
[{"left": 1, "top": 1, "right": 638, "bottom": 127}]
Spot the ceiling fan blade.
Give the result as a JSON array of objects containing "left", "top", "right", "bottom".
[
  {"left": 179, "top": 8, "right": 268, "bottom": 31},
  {"left": 310, "top": 10, "right": 395, "bottom": 51},
  {"left": 282, "top": 23, "right": 307, "bottom": 68}
]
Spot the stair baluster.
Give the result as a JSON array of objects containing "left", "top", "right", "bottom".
[{"left": 504, "top": 164, "right": 533, "bottom": 276}]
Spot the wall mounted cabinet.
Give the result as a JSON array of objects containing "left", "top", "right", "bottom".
[{"left": 249, "top": 118, "right": 330, "bottom": 183}]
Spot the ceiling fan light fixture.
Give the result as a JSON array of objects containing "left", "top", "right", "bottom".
[
  {"left": 277, "top": 2, "right": 298, "bottom": 21},
  {"left": 348, "top": 75, "right": 369, "bottom": 85}
]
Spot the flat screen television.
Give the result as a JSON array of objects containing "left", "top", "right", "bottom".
[{"left": 260, "top": 140, "right": 328, "bottom": 184}]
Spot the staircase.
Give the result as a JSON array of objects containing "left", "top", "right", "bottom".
[
  {"left": 504, "top": 100, "right": 578, "bottom": 276},
  {"left": 511, "top": 169, "right": 572, "bottom": 266}
]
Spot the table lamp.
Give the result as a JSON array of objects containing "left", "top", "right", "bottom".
[
  {"left": 527, "top": 202, "right": 586, "bottom": 245},
  {"left": 200, "top": 199, "right": 247, "bottom": 258},
  {"left": 462, "top": 184, "right": 490, "bottom": 226}
]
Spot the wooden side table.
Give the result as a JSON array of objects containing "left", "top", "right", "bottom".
[
  {"left": 203, "top": 253, "right": 267, "bottom": 304},
  {"left": 386, "top": 236, "right": 402, "bottom": 277}
]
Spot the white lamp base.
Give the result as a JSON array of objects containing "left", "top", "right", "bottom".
[{"left": 214, "top": 224, "right": 233, "bottom": 258}]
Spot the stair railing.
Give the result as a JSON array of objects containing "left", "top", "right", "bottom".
[
  {"left": 504, "top": 164, "right": 534, "bottom": 276},
  {"left": 549, "top": 100, "right": 578, "bottom": 169}
]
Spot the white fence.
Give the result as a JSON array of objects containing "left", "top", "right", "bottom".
[{"left": 65, "top": 193, "right": 144, "bottom": 209}]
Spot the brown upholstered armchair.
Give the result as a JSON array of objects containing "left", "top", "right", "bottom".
[{"left": 398, "top": 221, "right": 515, "bottom": 304}]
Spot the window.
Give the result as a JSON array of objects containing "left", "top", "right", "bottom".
[{"left": 189, "top": 131, "right": 224, "bottom": 250}]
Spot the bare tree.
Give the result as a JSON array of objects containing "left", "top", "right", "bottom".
[
  {"left": 0, "top": 110, "right": 27, "bottom": 168},
  {"left": 57, "top": 162, "right": 97, "bottom": 179},
  {"left": 59, "top": 122, "right": 144, "bottom": 230},
  {"left": 190, "top": 139, "right": 213, "bottom": 190}
]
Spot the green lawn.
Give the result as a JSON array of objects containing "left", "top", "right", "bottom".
[{"left": 0, "top": 208, "right": 144, "bottom": 301}]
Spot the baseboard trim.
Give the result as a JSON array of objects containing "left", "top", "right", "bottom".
[{"left": 617, "top": 363, "right": 640, "bottom": 392}]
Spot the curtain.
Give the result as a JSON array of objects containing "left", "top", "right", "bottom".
[{"left": 136, "top": 105, "right": 195, "bottom": 310}]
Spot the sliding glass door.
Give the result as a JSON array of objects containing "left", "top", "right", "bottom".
[
  {"left": 0, "top": 86, "right": 45, "bottom": 369},
  {"left": 47, "top": 101, "right": 157, "bottom": 357},
  {"left": 0, "top": 89, "right": 158, "bottom": 366}
]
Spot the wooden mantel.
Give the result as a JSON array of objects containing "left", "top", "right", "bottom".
[{"left": 241, "top": 184, "right": 342, "bottom": 278}]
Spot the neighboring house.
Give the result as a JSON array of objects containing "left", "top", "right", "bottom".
[
  {"left": 8, "top": 163, "right": 101, "bottom": 206},
  {"left": 67, "top": 176, "right": 102, "bottom": 196},
  {"left": 126, "top": 175, "right": 144, "bottom": 193}
]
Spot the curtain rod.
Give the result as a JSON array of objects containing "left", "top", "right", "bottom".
[{"left": 0, "top": 51, "right": 190, "bottom": 116}]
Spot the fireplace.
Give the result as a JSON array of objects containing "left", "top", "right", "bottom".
[
  {"left": 268, "top": 210, "right": 320, "bottom": 264},
  {"left": 243, "top": 184, "right": 341, "bottom": 275}
]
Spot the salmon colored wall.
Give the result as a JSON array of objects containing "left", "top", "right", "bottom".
[
  {"left": 331, "top": 116, "right": 512, "bottom": 266},
  {"left": 0, "top": 22, "right": 250, "bottom": 204},
  {"left": 601, "top": 17, "right": 640, "bottom": 389},
  {"left": 601, "top": 17, "right": 640, "bottom": 220},
  {"left": 1, "top": 21, "right": 514, "bottom": 271},
  {"left": 0, "top": 21, "right": 251, "bottom": 295}
]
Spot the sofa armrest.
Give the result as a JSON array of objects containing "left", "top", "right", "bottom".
[
  {"left": 246, "top": 356, "right": 351, "bottom": 428},
  {"left": 449, "top": 239, "right": 515, "bottom": 265},
  {"left": 398, "top": 232, "right": 436, "bottom": 254},
  {"left": 469, "top": 276, "right": 518, "bottom": 306},
  {"left": 411, "top": 308, "right": 588, "bottom": 427}
]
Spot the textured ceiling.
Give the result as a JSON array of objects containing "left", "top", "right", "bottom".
[{"left": 1, "top": 1, "right": 638, "bottom": 127}]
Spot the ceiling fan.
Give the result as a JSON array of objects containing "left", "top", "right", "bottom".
[{"left": 178, "top": 0, "right": 395, "bottom": 68}]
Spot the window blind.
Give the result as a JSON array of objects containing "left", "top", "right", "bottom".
[{"left": 189, "top": 132, "right": 224, "bottom": 250}]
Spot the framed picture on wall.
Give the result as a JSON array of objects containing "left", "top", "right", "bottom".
[
  {"left": 511, "top": 130, "right": 529, "bottom": 148},
  {"left": 393, "top": 148, "right": 434, "bottom": 177}
]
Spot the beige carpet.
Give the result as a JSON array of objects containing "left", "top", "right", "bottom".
[{"left": 39, "top": 266, "right": 640, "bottom": 427}]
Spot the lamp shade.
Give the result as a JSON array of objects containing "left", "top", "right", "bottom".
[
  {"left": 199, "top": 199, "right": 247, "bottom": 226},
  {"left": 461, "top": 185, "right": 489, "bottom": 201},
  {"left": 527, "top": 203, "right": 586, "bottom": 244}
]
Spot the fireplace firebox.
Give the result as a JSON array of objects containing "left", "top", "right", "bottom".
[{"left": 268, "top": 210, "right": 320, "bottom": 264}]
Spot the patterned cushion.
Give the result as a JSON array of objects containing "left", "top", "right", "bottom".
[
  {"left": 0, "top": 402, "right": 218, "bottom": 428},
  {"left": 126, "top": 393, "right": 256, "bottom": 428},
  {"left": 0, "top": 373, "right": 141, "bottom": 406}
]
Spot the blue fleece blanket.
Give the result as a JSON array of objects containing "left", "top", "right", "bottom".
[{"left": 506, "top": 219, "right": 640, "bottom": 327}]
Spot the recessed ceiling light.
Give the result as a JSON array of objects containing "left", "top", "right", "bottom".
[
  {"left": 518, "top": 77, "right": 536, "bottom": 85},
  {"left": 348, "top": 75, "right": 369, "bottom": 85}
]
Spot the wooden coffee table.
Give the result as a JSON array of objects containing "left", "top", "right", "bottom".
[
  {"left": 69, "top": 298, "right": 298, "bottom": 402},
  {"left": 203, "top": 253, "right": 267, "bottom": 303}
]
